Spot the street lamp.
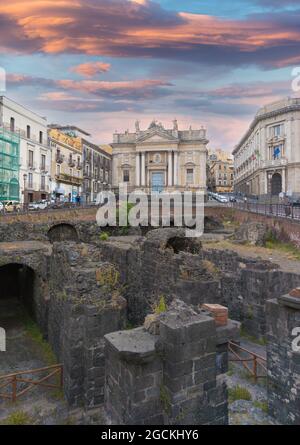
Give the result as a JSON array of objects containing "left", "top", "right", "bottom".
[
  {"left": 268, "top": 172, "right": 273, "bottom": 213},
  {"left": 23, "top": 173, "right": 27, "bottom": 205}
]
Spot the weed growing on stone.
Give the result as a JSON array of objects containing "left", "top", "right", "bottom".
[
  {"left": 240, "top": 326, "right": 267, "bottom": 346},
  {"left": 228, "top": 385, "right": 252, "bottom": 403},
  {"left": 154, "top": 296, "right": 167, "bottom": 314},
  {"left": 2, "top": 410, "right": 33, "bottom": 425},
  {"left": 99, "top": 232, "right": 109, "bottom": 241},
  {"left": 227, "top": 363, "right": 235, "bottom": 377},
  {"left": 202, "top": 259, "right": 220, "bottom": 278},
  {"left": 160, "top": 384, "right": 171, "bottom": 415},
  {"left": 253, "top": 400, "right": 268, "bottom": 413}
]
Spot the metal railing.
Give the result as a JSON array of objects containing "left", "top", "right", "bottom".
[
  {"left": 0, "top": 201, "right": 99, "bottom": 217},
  {"left": 231, "top": 201, "right": 300, "bottom": 221},
  {"left": 229, "top": 342, "right": 267, "bottom": 382},
  {"left": 0, "top": 364, "right": 63, "bottom": 402}
]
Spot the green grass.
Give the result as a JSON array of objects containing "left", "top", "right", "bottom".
[
  {"left": 265, "top": 239, "right": 300, "bottom": 261},
  {"left": 228, "top": 385, "right": 252, "bottom": 403},
  {"left": 22, "top": 311, "right": 57, "bottom": 365},
  {"left": 2, "top": 410, "right": 33, "bottom": 425}
]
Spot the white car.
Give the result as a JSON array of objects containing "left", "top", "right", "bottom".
[
  {"left": 218, "top": 196, "right": 229, "bottom": 203},
  {"left": 212, "top": 194, "right": 229, "bottom": 203},
  {"left": 0, "top": 202, "right": 4, "bottom": 212},
  {"left": 28, "top": 200, "right": 49, "bottom": 211}
]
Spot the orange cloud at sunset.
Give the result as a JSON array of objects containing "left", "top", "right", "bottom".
[
  {"left": 0, "top": 0, "right": 299, "bottom": 69},
  {"left": 72, "top": 62, "right": 111, "bottom": 77}
]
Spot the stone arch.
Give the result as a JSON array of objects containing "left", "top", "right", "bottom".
[
  {"left": 48, "top": 223, "right": 79, "bottom": 243},
  {"left": 165, "top": 236, "right": 201, "bottom": 254},
  {"left": 145, "top": 228, "right": 202, "bottom": 254},
  {"left": 271, "top": 173, "right": 282, "bottom": 196},
  {"left": 0, "top": 263, "right": 36, "bottom": 319}
]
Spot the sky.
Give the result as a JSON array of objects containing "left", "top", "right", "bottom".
[{"left": 1, "top": 0, "right": 300, "bottom": 150}]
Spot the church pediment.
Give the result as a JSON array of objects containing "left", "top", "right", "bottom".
[{"left": 136, "top": 129, "right": 178, "bottom": 143}]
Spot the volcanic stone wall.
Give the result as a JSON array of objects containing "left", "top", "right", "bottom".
[
  {"left": 47, "top": 242, "right": 127, "bottom": 407},
  {"left": 266, "top": 293, "right": 300, "bottom": 424},
  {"left": 98, "top": 229, "right": 300, "bottom": 339},
  {"left": 104, "top": 301, "right": 238, "bottom": 425}
]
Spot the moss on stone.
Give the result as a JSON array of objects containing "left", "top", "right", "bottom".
[{"left": 160, "top": 384, "right": 171, "bottom": 415}]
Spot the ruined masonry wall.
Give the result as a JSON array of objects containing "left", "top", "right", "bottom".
[
  {"left": 104, "top": 302, "right": 238, "bottom": 425},
  {"left": 266, "top": 294, "right": 300, "bottom": 425}
]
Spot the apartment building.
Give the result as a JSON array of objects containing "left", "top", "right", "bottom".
[
  {"left": 48, "top": 126, "right": 84, "bottom": 202},
  {"left": 0, "top": 96, "right": 51, "bottom": 203},
  {"left": 207, "top": 149, "right": 234, "bottom": 193},
  {"left": 82, "top": 140, "right": 112, "bottom": 203}
]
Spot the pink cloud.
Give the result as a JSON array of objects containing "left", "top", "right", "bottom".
[
  {"left": 7, "top": 72, "right": 173, "bottom": 100},
  {"left": 1, "top": 1, "right": 300, "bottom": 68},
  {"left": 71, "top": 61, "right": 111, "bottom": 77}
]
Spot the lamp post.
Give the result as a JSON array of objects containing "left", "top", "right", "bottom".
[
  {"left": 23, "top": 173, "right": 27, "bottom": 208},
  {"left": 267, "top": 172, "right": 273, "bottom": 213}
]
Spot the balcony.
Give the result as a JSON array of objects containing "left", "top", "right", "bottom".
[
  {"left": 56, "top": 153, "right": 64, "bottom": 163},
  {"left": 27, "top": 161, "right": 36, "bottom": 170},
  {"left": 55, "top": 173, "right": 82, "bottom": 186},
  {"left": 25, "top": 183, "right": 50, "bottom": 192},
  {"left": 76, "top": 162, "right": 83, "bottom": 170},
  {"left": 68, "top": 158, "right": 76, "bottom": 168},
  {"left": 40, "top": 164, "right": 49, "bottom": 173},
  {"left": 266, "top": 135, "right": 286, "bottom": 144},
  {"left": 40, "top": 184, "right": 50, "bottom": 192},
  {"left": 261, "top": 158, "right": 288, "bottom": 169}
]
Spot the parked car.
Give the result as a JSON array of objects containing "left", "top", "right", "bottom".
[
  {"left": 48, "top": 201, "right": 76, "bottom": 209},
  {"left": 289, "top": 198, "right": 300, "bottom": 207},
  {"left": 218, "top": 196, "right": 229, "bottom": 203},
  {"left": 28, "top": 200, "right": 49, "bottom": 211},
  {"left": 0, "top": 202, "right": 4, "bottom": 213},
  {"left": 4, "top": 201, "right": 21, "bottom": 213}
]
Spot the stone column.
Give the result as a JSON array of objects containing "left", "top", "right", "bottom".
[
  {"left": 141, "top": 152, "right": 146, "bottom": 187},
  {"left": 135, "top": 152, "right": 140, "bottom": 187},
  {"left": 173, "top": 151, "right": 178, "bottom": 186},
  {"left": 266, "top": 289, "right": 300, "bottom": 425},
  {"left": 168, "top": 151, "right": 173, "bottom": 187}
]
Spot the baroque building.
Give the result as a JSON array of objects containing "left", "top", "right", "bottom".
[
  {"left": 233, "top": 97, "right": 300, "bottom": 198},
  {"left": 111, "top": 120, "right": 208, "bottom": 192},
  {"left": 207, "top": 149, "right": 234, "bottom": 193}
]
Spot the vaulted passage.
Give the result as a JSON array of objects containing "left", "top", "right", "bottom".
[
  {"left": 0, "top": 263, "right": 51, "bottom": 395},
  {"left": 48, "top": 224, "right": 79, "bottom": 243},
  {"left": 0, "top": 264, "right": 36, "bottom": 319}
]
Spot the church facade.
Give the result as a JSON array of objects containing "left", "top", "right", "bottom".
[{"left": 111, "top": 120, "right": 208, "bottom": 193}]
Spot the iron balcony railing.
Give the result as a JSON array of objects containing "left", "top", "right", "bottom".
[{"left": 55, "top": 173, "right": 82, "bottom": 186}]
